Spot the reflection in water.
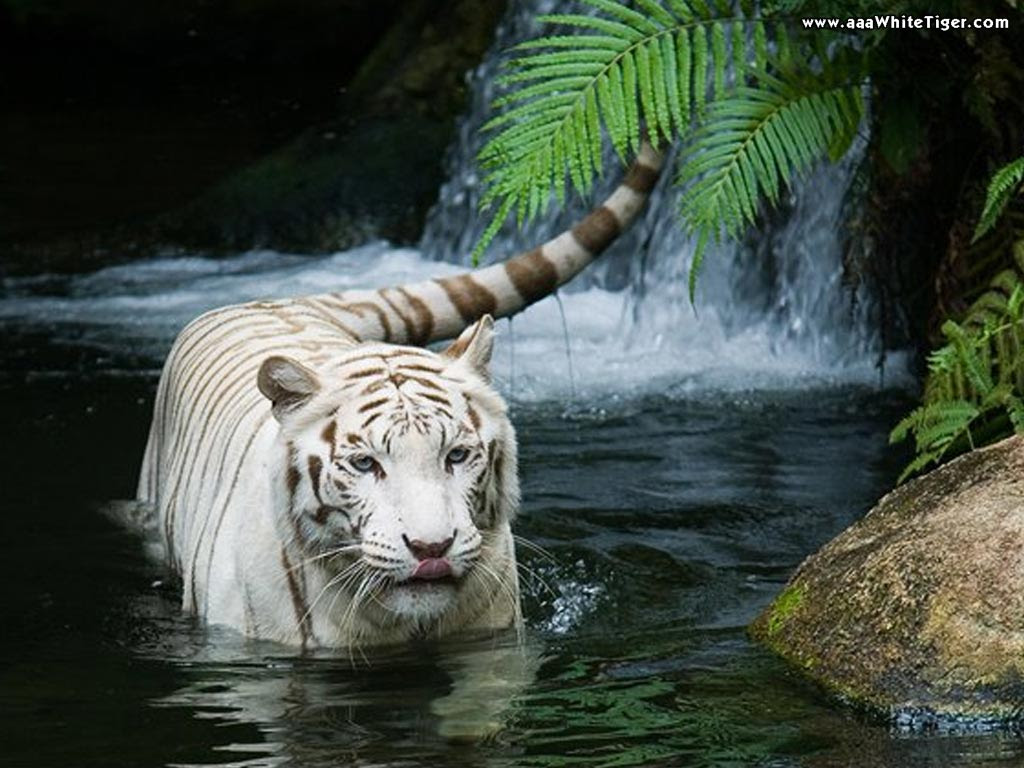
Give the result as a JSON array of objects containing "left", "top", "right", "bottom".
[
  {"left": 3, "top": 362, "right": 1023, "bottom": 767},
  {"left": 154, "top": 636, "right": 541, "bottom": 767}
]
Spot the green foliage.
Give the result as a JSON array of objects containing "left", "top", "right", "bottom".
[
  {"left": 891, "top": 251, "right": 1024, "bottom": 482},
  {"left": 974, "top": 156, "right": 1024, "bottom": 243},
  {"left": 474, "top": 0, "right": 772, "bottom": 263},
  {"left": 676, "top": 50, "right": 863, "bottom": 295},
  {"left": 474, "top": 0, "right": 867, "bottom": 281},
  {"left": 894, "top": 155, "right": 1024, "bottom": 481}
]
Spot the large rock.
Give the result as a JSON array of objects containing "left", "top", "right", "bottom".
[{"left": 750, "top": 434, "right": 1024, "bottom": 725}]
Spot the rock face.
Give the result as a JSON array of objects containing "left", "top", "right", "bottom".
[{"left": 750, "top": 434, "right": 1024, "bottom": 724}]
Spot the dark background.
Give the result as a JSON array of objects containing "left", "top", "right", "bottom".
[{"left": 0, "top": 0, "right": 504, "bottom": 274}]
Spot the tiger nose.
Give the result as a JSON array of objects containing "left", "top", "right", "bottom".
[{"left": 402, "top": 532, "right": 455, "bottom": 560}]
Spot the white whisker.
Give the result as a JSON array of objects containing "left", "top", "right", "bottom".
[
  {"left": 287, "top": 542, "right": 362, "bottom": 573},
  {"left": 300, "top": 558, "right": 365, "bottom": 625},
  {"left": 513, "top": 534, "right": 556, "bottom": 563}
]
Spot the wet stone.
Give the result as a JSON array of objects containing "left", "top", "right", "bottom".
[{"left": 750, "top": 434, "right": 1024, "bottom": 726}]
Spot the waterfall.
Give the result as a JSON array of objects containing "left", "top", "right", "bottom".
[
  {"left": 420, "top": 0, "right": 909, "bottom": 396},
  {"left": 0, "top": 0, "right": 910, "bottom": 399}
]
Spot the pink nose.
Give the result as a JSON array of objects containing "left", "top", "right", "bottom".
[{"left": 412, "top": 558, "right": 453, "bottom": 580}]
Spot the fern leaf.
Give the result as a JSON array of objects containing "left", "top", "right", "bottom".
[
  {"left": 666, "top": 0, "right": 696, "bottom": 21},
  {"left": 676, "top": 27, "right": 692, "bottom": 128},
  {"left": 661, "top": 32, "right": 683, "bottom": 133},
  {"left": 896, "top": 449, "right": 948, "bottom": 484},
  {"left": 650, "top": 36, "right": 673, "bottom": 140},
  {"left": 693, "top": 25, "right": 709, "bottom": 117},
  {"left": 732, "top": 20, "right": 747, "bottom": 85},
  {"left": 475, "top": 0, "right": 779, "bottom": 258},
  {"left": 711, "top": 22, "right": 727, "bottom": 99},
  {"left": 677, "top": 62, "right": 863, "bottom": 292},
  {"left": 753, "top": 21, "right": 768, "bottom": 70},
  {"left": 632, "top": 0, "right": 678, "bottom": 28},
  {"left": 622, "top": 49, "right": 641, "bottom": 153},
  {"left": 973, "top": 156, "right": 1024, "bottom": 243},
  {"left": 579, "top": 0, "right": 664, "bottom": 35},
  {"left": 512, "top": 35, "right": 629, "bottom": 52},
  {"left": 942, "top": 320, "right": 994, "bottom": 396},
  {"left": 636, "top": 43, "right": 658, "bottom": 140},
  {"left": 1007, "top": 394, "right": 1024, "bottom": 432},
  {"left": 537, "top": 13, "right": 647, "bottom": 41}
]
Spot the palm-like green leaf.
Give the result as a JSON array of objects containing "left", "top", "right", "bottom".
[
  {"left": 892, "top": 266, "right": 1024, "bottom": 482},
  {"left": 973, "top": 155, "right": 1024, "bottom": 243},
  {"left": 474, "top": 0, "right": 770, "bottom": 262},
  {"left": 675, "top": 61, "right": 863, "bottom": 296}
]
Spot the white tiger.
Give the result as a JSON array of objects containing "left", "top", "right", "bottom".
[{"left": 136, "top": 142, "right": 663, "bottom": 649}]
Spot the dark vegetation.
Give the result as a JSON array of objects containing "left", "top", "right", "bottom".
[{"left": 0, "top": 0, "right": 503, "bottom": 274}]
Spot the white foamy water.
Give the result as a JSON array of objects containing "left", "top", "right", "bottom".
[
  {"left": 0, "top": 232, "right": 909, "bottom": 402},
  {"left": 0, "top": 0, "right": 912, "bottom": 400}
]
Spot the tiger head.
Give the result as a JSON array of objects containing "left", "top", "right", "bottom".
[{"left": 256, "top": 316, "right": 519, "bottom": 630}]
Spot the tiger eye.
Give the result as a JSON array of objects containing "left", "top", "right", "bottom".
[
  {"left": 447, "top": 447, "right": 469, "bottom": 465},
  {"left": 350, "top": 455, "right": 378, "bottom": 473}
]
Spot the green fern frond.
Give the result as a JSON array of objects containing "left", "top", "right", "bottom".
[
  {"left": 973, "top": 155, "right": 1024, "bottom": 243},
  {"left": 474, "top": 0, "right": 769, "bottom": 263},
  {"left": 675, "top": 59, "right": 863, "bottom": 297},
  {"left": 893, "top": 264, "right": 1024, "bottom": 481}
]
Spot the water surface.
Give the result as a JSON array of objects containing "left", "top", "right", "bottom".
[{"left": 2, "top": 296, "right": 1018, "bottom": 767}]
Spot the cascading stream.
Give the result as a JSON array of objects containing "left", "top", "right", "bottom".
[
  {"left": 420, "top": 0, "right": 909, "bottom": 396},
  {"left": 0, "top": 0, "right": 909, "bottom": 399}
]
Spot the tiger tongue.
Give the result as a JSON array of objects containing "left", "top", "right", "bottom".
[{"left": 412, "top": 558, "right": 453, "bottom": 580}]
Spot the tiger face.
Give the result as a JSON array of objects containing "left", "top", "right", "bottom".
[{"left": 257, "top": 316, "right": 519, "bottom": 629}]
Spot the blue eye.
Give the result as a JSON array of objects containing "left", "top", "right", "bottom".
[
  {"left": 446, "top": 447, "right": 469, "bottom": 465},
  {"left": 350, "top": 455, "right": 378, "bottom": 473}
]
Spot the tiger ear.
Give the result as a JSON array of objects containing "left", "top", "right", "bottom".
[
  {"left": 442, "top": 315, "right": 495, "bottom": 381},
  {"left": 257, "top": 356, "right": 321, "bottom": 421}
]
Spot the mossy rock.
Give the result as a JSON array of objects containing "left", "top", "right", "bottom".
[{"left": 751, "top": 434, "right": 1024, "bottom": 725}]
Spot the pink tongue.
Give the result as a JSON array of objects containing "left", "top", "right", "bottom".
[{"left": 412, "top": 558, "right": 453, "bottom": 580}]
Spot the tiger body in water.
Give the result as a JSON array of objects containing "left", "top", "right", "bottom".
[{"left": 136, "top": 142, "right": 662, "bottom": 649}]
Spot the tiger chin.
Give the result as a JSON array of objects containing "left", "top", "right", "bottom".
[{"left": 223, "top": 318, "right": 520, "bottom": 648}]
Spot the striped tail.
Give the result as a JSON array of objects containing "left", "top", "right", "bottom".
[{"left": 302, "top": 141, "right": 665, "bottom": 345}]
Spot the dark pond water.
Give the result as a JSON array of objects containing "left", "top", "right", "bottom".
[{"left": 3, "top": 317, "right": 1023, "bottom": 767}]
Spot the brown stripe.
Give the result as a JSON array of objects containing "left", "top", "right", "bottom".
[
  {"left": 347, "top": 367, "right": 386, "bottom": 379},
  {"left": 623, "top": 162, "right": 660, "bottom": 194},
  {"left": 321, "top": 421, "right": 336, "bottom": 447},
  {"left": 505, "top": 247, "right": 559, "bottom": 304},
  {"left": 571, "top": 205, "right": 621, "bottom": 255},
  {"left": 395, "top": 288, "right": 435, "bottom": 345},
  {"left": 346, "top": 301, "right": 393, "bottom": 342},
  {"left": 467, "top": 404, "right": 481, "bottom": 430},
  {"left": 286, "top": 452, "right": 301, "bottom": 497},
  {"left": 378, "top": 290, "right": 416, "bottom": 342},
  {"left": 397, "top": 363, "right": 443, "bottom": 374},
  {"left": 434, "top": 275, "right": 497, "bottom": 324},
  {"left": 361, "top": 412, "right": 383, "bottom": 429},
  {"left": 359, "top": 397, "right": 389, "bottom": 413},
  {"left": 308, "top": 455, "right": 323, "bottom": 501}
]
